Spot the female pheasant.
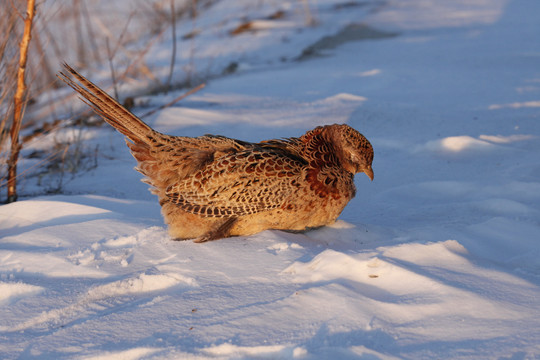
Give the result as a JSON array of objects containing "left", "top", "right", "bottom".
[{"left": 59, "top": 64, "right": 374, "bottom": 242}]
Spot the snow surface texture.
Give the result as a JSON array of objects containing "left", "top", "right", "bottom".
[{"left": 2, "top": 0, "right": 540, "bottom": 359}]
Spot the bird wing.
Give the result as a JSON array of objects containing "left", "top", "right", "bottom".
[{"left": 165, "top": 148, "right": 307, "bottom": 217}]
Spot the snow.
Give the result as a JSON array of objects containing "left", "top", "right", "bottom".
[{"left": 2, "top": 0, "right": 540, "bottom": 358}]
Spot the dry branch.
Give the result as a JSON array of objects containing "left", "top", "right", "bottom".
[
  {"left": 140, "top": 83, "right": 205, "bottom": 119},
  {"left": 7, "top": 0, "right": 36, "bottom": 203},
  {"left": 166, "top": 0, "right": 177, "bottom": 92}
]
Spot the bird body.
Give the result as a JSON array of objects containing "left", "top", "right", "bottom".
[{"left": 59, "top": 64, "right": 374, "bottom": 242}]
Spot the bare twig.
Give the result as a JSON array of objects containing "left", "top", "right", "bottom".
[
  {"left": 73, "top": 0, "right": 87, "bottom": 68},
  {"left": 166, "top": 0, "right": 177, "bottom": 92},
  {"left": 0, "top": 148, "right": 63, "bottom": 190},
  {"left": 300, "top": 0, "right": 317, "bottom": 26},
  {"left": 117, "top": 25, "right": 167, "bottom": 83},
  {"left": 186, "top": 0, "right": 198, "bottom": 87},
  {"left": 7, "top": 0, "right": 36, "bottom": 203},
  {"left": 79, "top": 0, "right": 101, "bottom": 64},
  {"left": 8, "top": 0, "right": 24, "bottom": 20},
  {"left": 32, "top": 26, "right": 56, "bottom": 89},
  {"left": 106, "top": 38, "right": 119, "bottom": 100},
  {"left": 140, "top": 83, "right": 205, "bottom": 119},
  {"left": 0, "top": 8, "right": 19, "bottom": 149},
  {"left": 110, "top": 11, "right": 134, "bottom": 58}
]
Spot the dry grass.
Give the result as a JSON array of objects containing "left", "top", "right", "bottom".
[
  {"left": 0, "top": 0, "right": 202, "bottom": 201},
  {"left": 0, "top": 0, "right": 26, "bottom": 201},
  {"left": 34, "top": 130, "right": 100, "bottom": 194},
  {"left": 0, "top": 0, "right": 316, "bottom": 201}
]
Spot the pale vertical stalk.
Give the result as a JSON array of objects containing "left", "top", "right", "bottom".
[
  {"left": 74, "top": 0, "right": 86, "bottom": 67},
  {"left": 187, "top": 0, "right": 198, "bottom": 87},
  {"left": 166, "top": 0, "right": 177, "bottom": 92},
  {"left": 7, "top": 0, "right": 36, "bottom": 203},
  {"left": 106, "top": 38, "right": 119, "bottom": 100},
  {"left": 80, "top": 0, "right": 101, "bottom": 64},
  {"left": 301, "top": 0, "right": 315, "bottom": 26}
]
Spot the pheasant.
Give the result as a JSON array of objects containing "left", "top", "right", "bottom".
[{"left": 58, "top": 64, "right": 374, "bottom": 242}]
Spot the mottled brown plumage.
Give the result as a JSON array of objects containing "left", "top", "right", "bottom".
[{"left": 58, "top": 64, "right": 374, "bottom": 242}]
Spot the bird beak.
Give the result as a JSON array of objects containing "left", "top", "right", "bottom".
[{"left": 364, "top": 166, "right": 374, "bottom": 181}]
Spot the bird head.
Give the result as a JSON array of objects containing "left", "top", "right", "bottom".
[{"left": 329, "top": 124, "right": 374, "bottom": 181}]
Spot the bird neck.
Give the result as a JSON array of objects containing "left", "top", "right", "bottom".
[{"left": 300, "top": 126, "right": 342, "bottom": 170}]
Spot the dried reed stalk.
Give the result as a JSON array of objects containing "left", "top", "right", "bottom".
[{"left": 7, "top": 0, "right": 36, "bottom": 203}]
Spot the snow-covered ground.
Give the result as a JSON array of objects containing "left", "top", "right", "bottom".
[{"left": 2, "top": 0, "right": 540, "bottom": 358}]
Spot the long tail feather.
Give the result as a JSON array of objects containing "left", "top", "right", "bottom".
[{"left": 57, "top": 63, "right": 153, "bottom": 144}]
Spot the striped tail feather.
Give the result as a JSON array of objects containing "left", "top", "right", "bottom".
[{"left": 58, "top": 63, "right": 154, "bottom": 144}]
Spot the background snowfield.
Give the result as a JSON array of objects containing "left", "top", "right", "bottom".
[{"left": 2, "top": 0, "right": 540, "bottom": 358}]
